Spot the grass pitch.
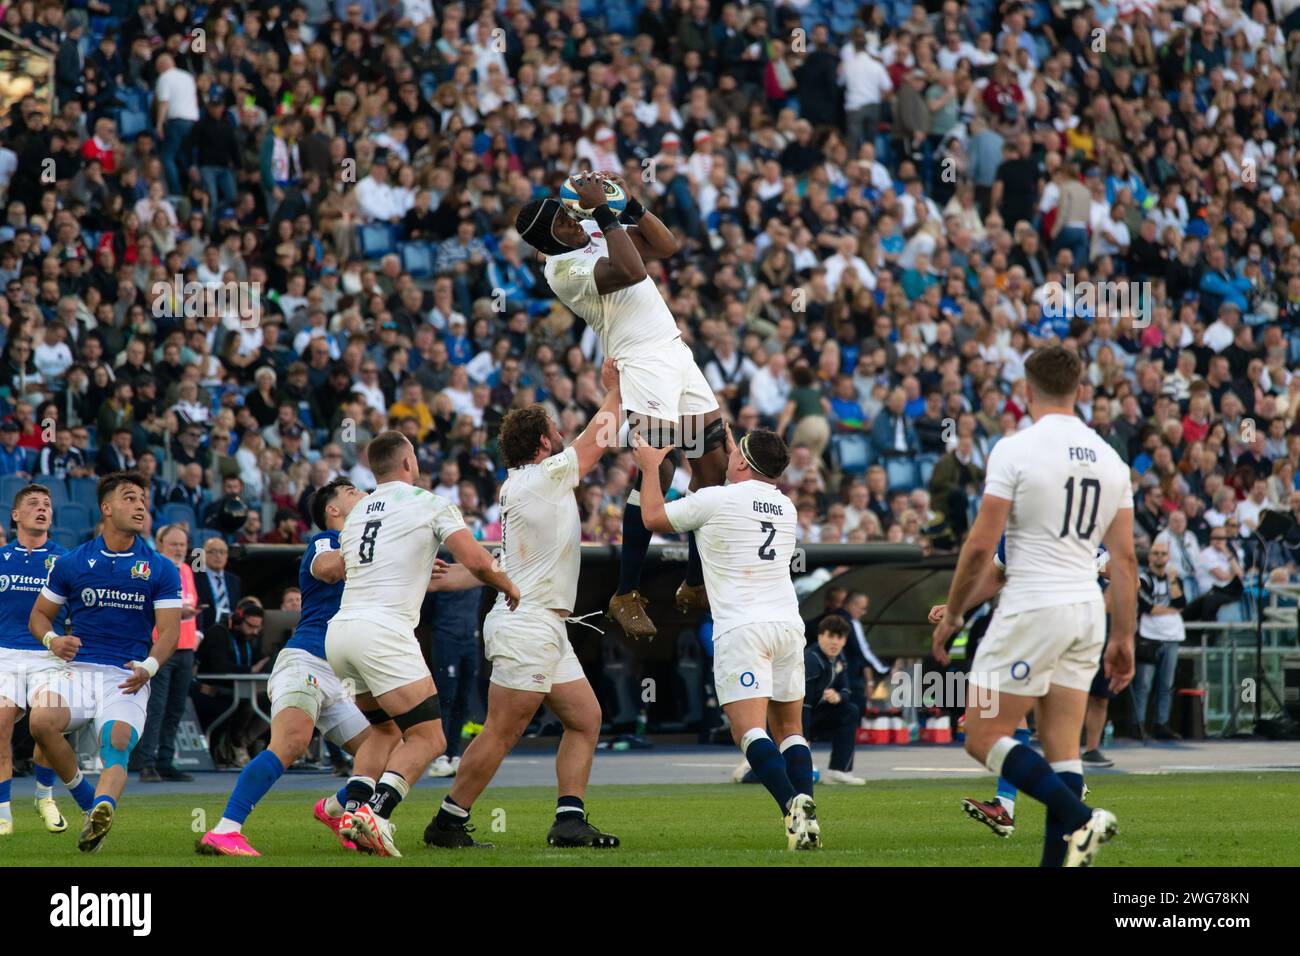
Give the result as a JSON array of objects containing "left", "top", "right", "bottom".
[{"left": 3, "top": 773, "right": 1297, "bottom": 866}]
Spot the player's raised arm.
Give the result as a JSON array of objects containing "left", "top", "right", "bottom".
[
  {"left": 443, "top": 528, "right": 519, "bottom": 610},
  {"left": 311, "top": 547, "right": 346, "bottom": 583},
  {"left": 570, "top": 358, "right": 623, "bottom": 476},
  {"left": 573, "top": 175, "right": 648, "bottom": 295},
  {"left": 630, "top": 433, "right": 675, "bottom": 533},
  {"left": 601, "top": 171, "right": 680, "bottom": 260},
  {"left": 1100, "top": 507, "right": 1138, "bottom": 693}
]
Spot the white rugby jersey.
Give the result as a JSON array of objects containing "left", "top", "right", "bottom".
[
  {"left": 984, "top": 413, "right": 1132, "bottom": 616},
  {"left": 332, "top": 481, "right": 468, "bottom": 635},
  {"left": 494, "top": 445, "right": 581, "bottom": 614},
  {"left": 664, "top": 480, "right": 802, "bottom": 637},
  {"left": 543, "top": 219, "right": 679, "bottom": 361}
]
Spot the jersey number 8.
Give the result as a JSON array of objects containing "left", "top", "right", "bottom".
[{"left": 359, "top": 520, "right": 382, "bottom": 564}]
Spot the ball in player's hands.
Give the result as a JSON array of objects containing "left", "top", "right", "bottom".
[{"left": 560, "top": 174, "right": 628, "bottom": 221}]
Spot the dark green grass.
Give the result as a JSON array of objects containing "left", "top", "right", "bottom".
[{"left": 3, "top": 773, "right": 1297, "bottom": 866}]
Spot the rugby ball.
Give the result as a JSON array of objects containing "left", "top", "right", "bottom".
[{"left": 559, "top": 175, "right": 628, "bottom": 221}]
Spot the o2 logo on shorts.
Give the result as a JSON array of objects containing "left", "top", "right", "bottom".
[
  {"left": 739, "top": 671, "right": 757, "bottom": 689},
  {"left": 81, "top": 588, "right": 98, "bottom": 607},
  {"left": 1010, "top": 660, "right": 1031, "bottom": 681}
]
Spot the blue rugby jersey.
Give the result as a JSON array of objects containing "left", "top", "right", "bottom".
[
  {"left": 284, "top": 530, "right": 342, "bottom": 659},
  {"left": 40, "top": 535, "right": 184, "bottom": 668},
  {"left": 0, "top": 540, "right": 66, "bottom": 651}
]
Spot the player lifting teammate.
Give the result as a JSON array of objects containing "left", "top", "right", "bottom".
[
  {"left": 634, "top": 425, "right": 819, "bottom": 850},
  {"left": 931, "top": 347, "right": 1137, "bottom": 867},
  {"left": 197, "top": 478, "right": 403, "bottom": 857},
  {"left": 425, "top": 359, "right": 623, "bottom": 850},
  {"left": 515, "top": 172, "right": 728, "bottom": 639},
  {"left": 325, "top": 430, "right": 518, "bottom": 856}
]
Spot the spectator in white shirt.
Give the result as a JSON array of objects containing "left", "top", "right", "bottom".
[
  {"left": 1236, "top": 476, "right": 1272, "bottom": 534},
  {"left": 840, "top": 26, "right": 892, "bottom": 153},
  {"left": 354, "top": 163, "right": 405, "bottom": 223},
  {"left": 823, "top": 234, "right": 877, "bottom": 293},
  {"left": 154, "top": 53, "right": 200, "bottom": 196},
  {"left": 33, "top": 322, "right": 73, "bottom": 381},
  {"left": 749, "top": 352, "right": 792, "bottom": 420}
]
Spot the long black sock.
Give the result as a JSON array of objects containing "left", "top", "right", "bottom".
[
  {"left": 556, "top": 794, "right": 584, "bottom": 823},
  {"left": 435, "top": 795, "right": 470, "bottom": 827},
  {"left": 686, "top": 531, "right": 704, "bottom": 587},
  {"left": 618, "top": 501, "right": 653, "bottom": 595},
  {"left": 1041, "top": 765, "right": 1086, "bottom": 867},
  {"left": 342, "top": 775, "right": 376, "bottom": 813}
]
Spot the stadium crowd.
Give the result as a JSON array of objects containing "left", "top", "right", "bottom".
[{"left": 0, "top": 0, "right": 1299, "bottom": 614}]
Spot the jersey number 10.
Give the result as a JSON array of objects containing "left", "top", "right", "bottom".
[{"left": 1059, "top": 477, "right": 1100, "bottom": 539}]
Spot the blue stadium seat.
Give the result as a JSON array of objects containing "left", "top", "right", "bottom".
[
  {"left": 833, "top": 434, "right": 873, "bottom": 476},
  {"left": 43, "top": 480, "right": 69, "bottom": 508},
  {"left": 193, "top": 528, "right": 222, "bottom": 546},
  {"left": 69, "top": 478, "right": 99, "bottom": 513},
  {"left": 357, "top": 223, "right": 396, "bottom": 260},
  {"left": 400, "top": 241, "right": 434, "bottom": 279},
  {"left": 161, "top": 502, "right": 199, "bottom": 531},
  {"left": 885, "top": 456, "right": 919, "bottom": 491},
  {"left": 0, "top": 475, "right": 28, "bottom": 504},
  {"left": 116, "top": 109, "right": 150, "bottom": 141},
  {"left": 50, "top": 528, "right": 85, "bottom": 551},
  {"left": 55, "top": 502, "right": 93, "bottom": 534}
]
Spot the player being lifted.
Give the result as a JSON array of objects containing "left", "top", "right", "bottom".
[
  {"left": 425, "top": 359, "right": 623, "bottom": 850},
  {"left": 27, "top": 472, "right": 183, "bottom": 852},
  {"left": 931, "top": 347, "right": 1136, "bottom": 867},
  {"left": 515, "top": 172, "right": 728, "bottom": 639},
  {"left": 634, "top": 425, "right": 819, "bottom": 850},
  {"left": 0, "top": 484, "right": 69, "bottom": 836},
  {"left": 326, "top": 431, "right": 518, "bottom": 856},
  {"left": 197, "top": 478, "right": 403, "bottom": 857}
]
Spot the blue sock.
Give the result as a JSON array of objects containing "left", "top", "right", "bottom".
[
  {"left": 34, "top": 764, "right": 56, "bottom": 787},
  {"left": 743, "top": 730, "right": 797, "bottom": 813},
  {"left": 991, "top": 740, "right": 1091, "bottom": 832},
  {"left": 995, "top": 726, "right": 1033, "bottom": 810},
  {"left": 686, "top": 532, "right": 704, "bottom": 588},
  {"left": 92, "top": 794, "right": 116, "bottom": 811},
  {"left": 779, "top": 735, "right": 814, "bottom": 797},
  {"left": 66, "top": 772, "right": 95, "bottom": 811},
  {"left": 617, "top": 502, "right": 653, "bottom": 595},
  {"left": 1041, "top": 766, "right": 1086, "bottom": 867},
  {"left": 221, "top": 751, "right": 285, "bottom": 825},
  {"left": 0, "top": 779, "right": 10, "bottom": 803}
]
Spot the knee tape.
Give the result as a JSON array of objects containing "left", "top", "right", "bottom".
[
  {"left": 702, "top": 417, "right": 727, "bottom": 453},
  {"left": 362, "top": 707, "right": 391, "bottom": 726},
  {"left": 393, "top": 694, "right": 441, "bottom": 732},
  {"left": 99, "top": 723, "right": 139, "bottom": 770},
  {"left": 273, "top": 688, "right": 322, "bottom": 724}
]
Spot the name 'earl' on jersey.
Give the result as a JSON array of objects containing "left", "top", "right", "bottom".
[
  {"left": 663, "top": 480, "right": 802, "bottom": 637},
  {"left": 984, "top": 413, "right": 1132, "bottom": 617},
  {"left": 543, "top": 219, "right": 678, "bottom": 361}
]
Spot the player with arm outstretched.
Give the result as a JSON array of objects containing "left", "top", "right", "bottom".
[
  {"left": 197, "top": 477, "right": 405, "bottom": 857},
  {"left": 515, "top": 172, "right": 728, "bottom": 640},
  {"left": 0, "top": 484, "right": 69, "bottom": 836},
  {"left": 26, "top": 472, "right": 184, "bottom": 853},
  {"left": 932, "top": 347, "right": 1136, "bottom": 867},
  {"left": 635, "top": 425, "right": 819, "bottom": 851},
  {"left": 425, "top": 358, "right": 623, "bottom": 850},
  {"left": 325, "top": 430, "right": 519, "bottom": 857}
]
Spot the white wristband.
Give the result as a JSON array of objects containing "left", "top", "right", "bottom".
[
  {"left": 134, "top": 657, "right": 160, "bottom": 678},
  {"left": 42, "top": 631, "right": 57, "bottom": 650}
]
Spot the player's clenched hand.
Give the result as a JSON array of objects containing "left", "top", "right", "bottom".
[
  {"left": 1104, "top": 639, "right": 1135, "bottom": 693},
  {"left": 597, "top": 170, "right": 632, "bottom": 198},
  {"left": 574, "top": 174, "right": 609, "bottom": 210},
  {"left": 630, "top": 431, "right": 672, "bottom": 469},
  {"left": 119, "top": 665, "right": 151, "bottom": 695},
  {"left": 600, "top": 357, "right": 620, "bottom": 392},
  {"left": 429, "top": 558, "right": 451, "bottom": 584},
  {"left": 501, "top": 579, "right": 520, "bottom": 611},
  {"left": 50, "top": 634, "right": 80, "bottom": 662},
  {"left": 931, "top": 612, "right": 962, "bottom": 667},
  {"left": 723, "top": 421, "right": 737, "bottom": 456},
  {"left": 927, "top": 603, "right": 947, "bottom": 625}
]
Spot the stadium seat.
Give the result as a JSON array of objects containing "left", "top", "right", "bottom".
[
  {"left": 50, "top": 528, "right": 84, "bottom": 550},
  {"left": 833, "top": 434, "right": 873, "bottom": 475},
  {"left": 43, "top": 480, "right": 69, "bottom": 508},
  {"left": 357, "top": 223, "right": 396, "bottom": 260},
  {"left": 161, "top": 502, "right": 199, "bottom": 531},
  {"left": 116, "top": 109, "right": 150, "bottom": 141},
  {"left": 69, "top": 478, "right": 99, "bottom": 513},
  {"left": 55, "top": 502, "right": 93, "bottom": 534},
  {"left": 673, "top": 630, "right": 706, "bottom": 730},
  {"left": 885, "top": 457, "right": 919, "bottom": 491},
  {"left": 192, "top": 528, "right": 223, "bottom": 546},
  {"left": 0, "top": 475, "right": 29, "bottom": 504},
  {"left": 917, "top": 454, "right": 940, "bottom": 488},
  {"left": 399, "top": 241, "right": 434, "bottom": 279}
]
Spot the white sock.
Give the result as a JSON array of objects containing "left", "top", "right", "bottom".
[
  {"left": 0, "top": 801, "right": 11, "bottom": 824},
  {"left": 62, "top": 770, "right": 84, "bottom": 789},
  {"left": 440, "top": 797, "right": 469, "bottom": 819},
  {"left": 34, "top": 784, "right": 53, "bottom": 800},
  {"left": 996, "top": 796, "right": 1016, "bottom": 817},
  {"left": 213, "top": 817, "right": 242, "bottom": 834},
  {"left": 323, "top": 793, "right": 344, "bottom": 817}
]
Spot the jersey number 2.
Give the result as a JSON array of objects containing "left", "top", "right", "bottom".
[
  {"left": 1059, "top": 477, "right": 1100, "bottom": 539},
  {"left": 359, "top": 520, "right": 382, "bottom": 564},
  {"left": 758, "top": 521, "right": 777, "bottom": 561}
]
